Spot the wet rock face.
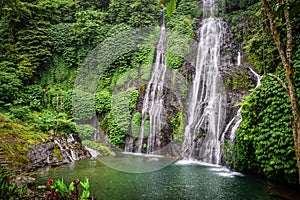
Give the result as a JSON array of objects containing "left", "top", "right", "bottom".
[{"left": 27, "top": 134, "right": 90, "bottom": 168}]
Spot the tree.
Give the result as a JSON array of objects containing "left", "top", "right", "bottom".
[{"left": 261, "top": 0, "right": 300, "bottom": 183}]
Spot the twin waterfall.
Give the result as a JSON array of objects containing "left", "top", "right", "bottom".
[{"left": 124, "top": 0, "right": 250, "bottom": 165}]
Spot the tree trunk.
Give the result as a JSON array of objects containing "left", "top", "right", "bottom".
[{"left": 261, "top": 0, "right": 300, "bottom": 183}]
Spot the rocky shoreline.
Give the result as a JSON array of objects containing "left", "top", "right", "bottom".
[
  {"left": 5, "top": 133, "right": 92, "bottom": 199},
  {"left": 27, "top": 134, "right": 91, "bottom": 169}
]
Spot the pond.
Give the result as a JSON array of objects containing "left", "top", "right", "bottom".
[{"left": 35, "top": 153, "right": 284, "bottom": 200}]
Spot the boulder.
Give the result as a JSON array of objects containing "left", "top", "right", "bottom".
[{"left": 27, "top": 134, "right": 90, "bottom": 168}]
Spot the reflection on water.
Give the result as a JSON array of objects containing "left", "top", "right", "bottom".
[
  {"left": 98, "top": 152, "right": 176, "bottom": 173},
  {"left": 35, "top": 154, "right": 283, "bottom": 200}
]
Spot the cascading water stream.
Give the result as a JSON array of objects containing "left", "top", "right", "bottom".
[
  {"left": 237, "top": 52, "right": 241, "bottom": 66},
  {"left": 222, "top": 67, "right": 262, "bottom": 143},
  {"left": 249, "top": 67, "right": 262, "bottom": 87},
  {"left": 182, "top": 0, "right": 227, "bottom": 164},
  {"left": 135, "top": 15, "right": 167, "bottom": 153}
]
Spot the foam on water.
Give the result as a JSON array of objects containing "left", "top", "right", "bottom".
[
  {"left": 176, "top": 160, "right": 245, "bottom": 178},
  {"left": 121, "top": 152, "right": 164, "bottom": 158},
  {"left": 175, "top": 160, "right": 221, "bottom": 167},
  {"left": 209, "top": 167, "right": 245, "bottom": 177}
]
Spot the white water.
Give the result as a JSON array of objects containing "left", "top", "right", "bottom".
[
  {"left": 135, "top": 16, "right": 167, "bottom": 153},
  {"left": 222, "top": 68, "right": 262, "bottom": 142},
  {"left": 175, "top": 159, "right": 244, "bottom": 178},
  {"left": 182, "top": 0, "right": 227, "bottom": 164},
  {"left": 237, "top": 52, "right": 241, "bottom": 66},
  {"left": 249, "top": 68, "right": 262, "bottom": 87},
  {"left": 54, "top": 139, "right": 75, "bottom": 162},
  {"left": 67, "top": 133, "right": 75, "bottom": 143},
  {"left": 85, "top": 146, "right": 100, "bottom": 158}
]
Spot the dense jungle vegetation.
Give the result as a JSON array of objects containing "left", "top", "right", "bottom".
[{"left": 0, "top": 0, "right": 300, "bottom": 185}]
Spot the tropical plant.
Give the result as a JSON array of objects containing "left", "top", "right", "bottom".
[
  {"left": 46, "top": 177, "right": 95, "bottom": 200},
  {"left": 76, "top": 124, "right": 94, "bottom": 140},
  {"left": 0, "top": 166, "right": 27, "bottom": 199},
  {"left": 260, "top": 0, "right": 300, "bottom": 183}
]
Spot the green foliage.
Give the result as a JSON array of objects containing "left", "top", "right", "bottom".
[
  {"left": 141, "top": 63, "right": 153, "bottom": 81},
  {"left": 131, "top": 112, "right": 141, "bottom": 139},
  {"left": 166, "top": 0, "right": 201, "bottom": 69},
  {"left": 30, "top": 111, "right": 76, "bottom": 135},
  {"left": 9, "top": 106, "right": 31, "bottom": 121},
  {"left": 0, "top": 113, "right": 49, "bottom": 166},
  {"left": 115, "top": 69, "right": 139, "bottom": 89},
  {"left": 14, "top": 84, "right": 44, "bottom": 110},
  {"left": 46, "top": 177, "right": 94, "bottom": 200},
  {"left": 143, "top": 143, "right": 147, "bottom": 149},
  {"left": 15, "top": 25, "right": 52, "bottom": 80},
  {"left": 108, "top": 0, "right": 160, "bottom": 27},
  {"left": 0, "top": 61, "right": 22, "bottom": 106},
  {"left": 76, "top": 124, "right": 94, "bottom": 140},
  {"left": 108, "top": 88, "right": 139, "bottom": 147},
  {"left": 167, "top": 0, "right": 201, "bottom": 34},
  {"left": 54, "top": 147, "right": 63, "bottom": 162},
  {"left": 143, "top": 118, "right": 151, "bottom": 138},
  {"left": 166, "top": 51, "right": 184, "bottom": 69},
  {"left": 78, "top": 0, "right": 110, "bottom": 10},
  {"left": 82, "top": 140, "right": 115, "bottom": 156},
  {"left": 74, "top": 9, "right": 111, "bottom": 49},
  {"left": 95, "top": 90, "right": 111, "bottom": 114},
  {"left": 227, "top": 69, "right": 252, "bottom": 92},
  {"left": 107, "top": 113, "right": 125, "bottom": 148},
  {"left": 157, "top": 0, "right": 190, "bottom": 17},
  {"left": 220, "top": 0, "right": 258, "bottom": 13},
  {"left": 166, "top": 0, "right": 177, "bottom": 17},
  {"left": 225, "top": 0, "right": 300, "bottom": 184},
  {"left": 171, "top": 111, "right": 184, "bottom": 141},
  {"left": 238, "top": 1, "right": 296, "bottom": 74},
  {"left": 223, "top": 140, "right": 235, "bottom": 166},
  {"left": 72, "top": 89, "right": 95, "bottom": 121},
  {"left": 111, "top": 87, "right": 139, "bottom": 131},
  {"left": 234, "top": 75, "right": 298, "bottom": 183},
  {"left": 0, "top": 167, "right": 27, "bottom": 199}
]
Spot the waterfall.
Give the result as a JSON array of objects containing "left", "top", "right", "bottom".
[
  {"left": 135, "top": 15, "right": 167, "bottom": 153},
  {"left": 249, "top": 68, "right": 262, "bottom": 87},
  {"left": 182, "top": 0, "right": 227, "bottom": 164},
  {"left": 85, "top": 146, "right": 100, "bottom": 158},
  {"left": 237, "top": 52, "right": 241, "bottom": 66},
  {"left": 54, "top": 138, "right": 74, "bottom": 162},
  {"left": 222, "top": 68, "right": 262, "bottom": 143}
]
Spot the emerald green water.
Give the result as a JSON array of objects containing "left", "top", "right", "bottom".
[{"left": 35, "top": 154, "right": 283, "bottom": 200}]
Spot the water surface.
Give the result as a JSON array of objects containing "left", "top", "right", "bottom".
[{"left": 35, "top": 154, "right": 283, "bottom": 200}]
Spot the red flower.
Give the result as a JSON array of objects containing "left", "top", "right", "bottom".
[
  {"left": 5, "top": 177, "right": 11, "bottom": 181},
  {"left": 46, "top": 178, "right": 54, "bottom": 186}
]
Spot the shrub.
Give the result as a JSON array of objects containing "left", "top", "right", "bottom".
[
  {"left": 76, "top": 124, "right": 94, "bottom": 140},
  {"left": 46, "top": 177, "right": 95, "bottom": 200},
  {"left": 0, "top": 167, "right": 27, "bottom": 199}
]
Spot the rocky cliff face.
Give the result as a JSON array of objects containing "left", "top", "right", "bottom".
[
  {"left": 27, "top": 134, "right": 90, "bottom": 168},
  {"left": 125, "top": 18, "right": 256, "bottom": 160}
]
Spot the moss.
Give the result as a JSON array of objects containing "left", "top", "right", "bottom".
[
  {"left": 131, "top": 112, "right": 141, "bottom": 139},
  {"left": 224, "top": 69, "right": 253, "bottom": 92},
  {"left": 171, "top": 111, "right": 184, "bottom": 142},
  {"left": 53, "top": 145, "right": 63, "bottom": 162},
  {"left": 0, "top": 113, "right": 49, "bottom": 167},
  {"left": 82, "top": 140, "right": 115, "bottom": 156}
]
